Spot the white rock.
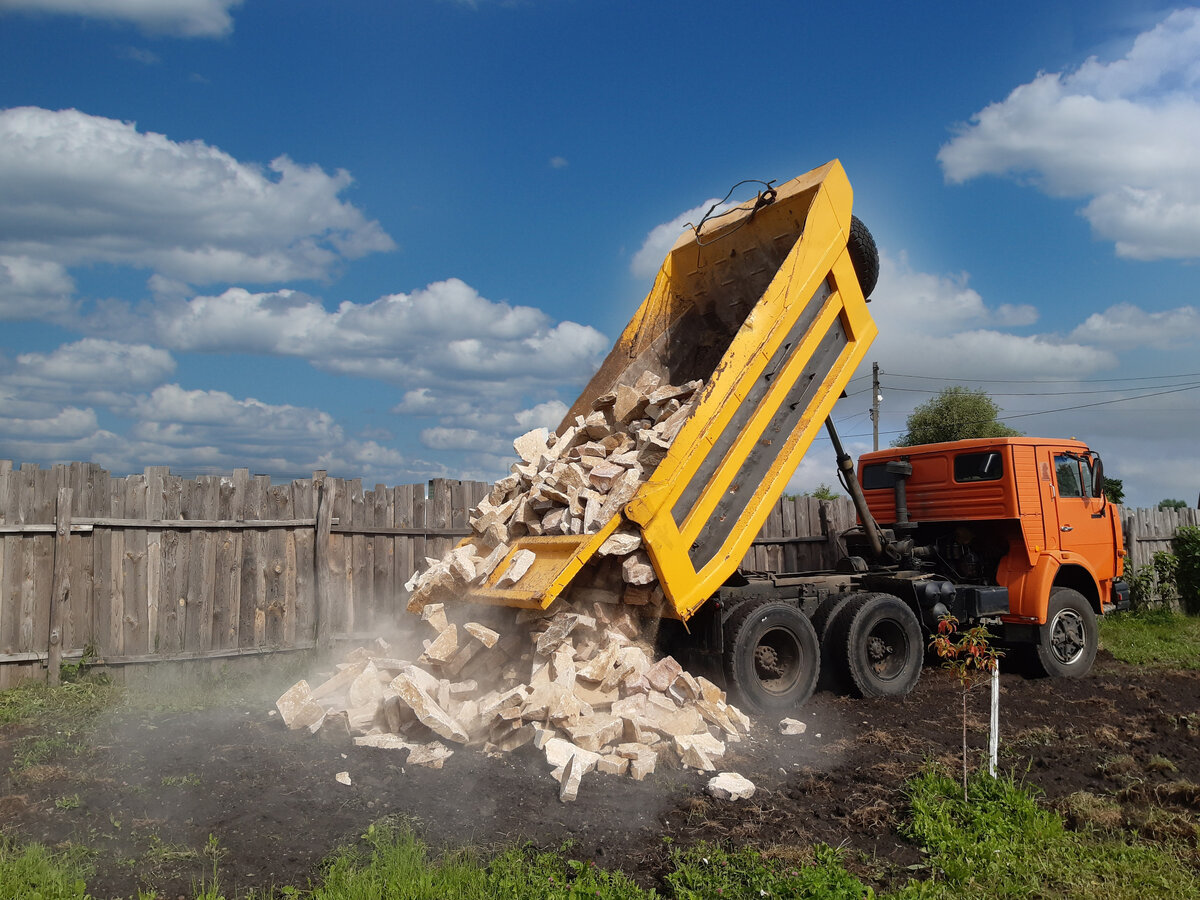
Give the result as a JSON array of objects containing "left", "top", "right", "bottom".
[
  {"left": 706, "top": 772, "right": 755, "bottom": 800},
  {"left": 779, "top": 718, "right": 807, "bottom": 735}
]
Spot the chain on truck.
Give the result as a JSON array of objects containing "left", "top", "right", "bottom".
[{"left": 456, "top": 160, "right": 1130, "bottom": 714}]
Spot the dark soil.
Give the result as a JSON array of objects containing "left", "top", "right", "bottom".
[{"left": 2, "top": 650, "right": 1199, "bottom": 898}]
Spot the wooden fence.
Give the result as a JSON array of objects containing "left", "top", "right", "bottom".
[
  {"left": 1121, "top": 506, "right": 1200, "bottom": 572},
  {"left": 0, "top": 461, "right": 854, "bottom": 687},
  {"left": 3, "top": 457, "right": 1193, "bottom": 687},
  {"left": 0, "top": 461, "right": 490, "bottom": 688}
]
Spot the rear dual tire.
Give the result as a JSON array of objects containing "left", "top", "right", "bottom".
[{"left": 723, "top": 600, "right": 820, "bottom": 714}]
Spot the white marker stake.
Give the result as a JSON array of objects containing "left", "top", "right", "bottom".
[{"left": 988, "top": 659, "right": 1000, "bottom": 777}]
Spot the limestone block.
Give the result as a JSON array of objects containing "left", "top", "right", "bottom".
[
  {"left": 464, "top": 622, "right": 500, "bottom": 648},
  {"left": 622, "top": 551, "right": 657, "bottom": 585},
  {"left": 496, "top": 549, "right": 537, "bottom": 588},
  {"left": 559, "top": 751, "right": 585, "bottom": 802},
  {"left": 473, "top": 543, "right": 510, "bottom": 583},
  {"left": 390, "top": 666, "right": 469, "bottom": 744},
  {"left": 514, "top": 427, "right": 551, "bottom": 464},
  {"left": 551, "top": 644, "right": 576, "bottom": 687},
  {"left": 335, "top": 771, "right": 352, "bottom": 786},
  {"left": 629, "top": 751, "right": 658, "bottom": 781},
  {"left": 494, "top": 722, "right": 536, "bottom": 753},
  {"left": 421, "top": 624, "right": 458, "bottom": 665},
  {"left": 588, "top": 461, "right": 625, "bottom": 492},
  {"left": 622, "top": 585, "right": 653, "bottom": 606},
  {"left": 674, "top": 734, "right": 721, "bottom": 771},
  {"left": 563, "top": 714, "right": 623, "bottom": 753},
  {"left": 354, "top": 734, "right": 412, "bottom": 751},
  {"left": 644, "top": 704, "right": 706, "bottom": 740},
  {"left": 598, "top": 754, "right": 630, "bottom": 776},
  {"left": 543, "top": 737, "right": 600, "bottom": 774},
  {"left": 646, "top": 656, "right": 683, "bottom": 693},
  {"left": 598, "top": 527, "right": 642, "bottom": 557},
  {"left": 582, "top": 410, "right": 611, "bottom": 440},
  {"left": 706, "top": 772, "right": 755, "bottom": 800},
  {"left": 689, "top": 677, "right": 721, "bottom": 706},
  {"left": 613, "top": 383, "right": 649, "bottom": 424},
  {"left": 535, "top": 613, "right": 583, "bottom": 655},
  {"left": 276, "top": 680, "right": 326, "bottom": 731},
  {"left": 348, "top": 662, "right": 384, "bottom": 709},
  {"left": 407, "top": 741, "right": 454, "bottom": 769},
  {"left": 576, "top": 641, "right": 621, "bottom": 683},
  {"left": 779, "top": 718, "right": 807, "bottom": 735},
  {"left": 310, "top": 660, "right": 369, "bottom": 704},
  {"left": 726, "top": 703, "right": 751, "bottom": 735}
]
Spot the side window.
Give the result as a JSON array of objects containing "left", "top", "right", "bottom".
[
  {"left": 1081, "top": 458, "right": 1096, "bottom": 499},
  {"left": 1055, "top": 455, "right": 1083, "bottom": 498},
  {"left": 954, "top": 451, "right": 1003, "bottom": 483}
]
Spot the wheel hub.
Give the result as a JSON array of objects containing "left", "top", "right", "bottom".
[
  {"left": 1050, "top": 609, "right": 1085, "bottom": 665},
  {"left": 754, "top": 643, "right": 783, "bottom": 678},
  {"left": 867, "top": 635, "right": 892, "bottom": 666}
]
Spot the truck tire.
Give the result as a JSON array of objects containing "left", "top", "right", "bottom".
[
  {"left": 722, "top": 599, "right": 820, "bottom": 714},
  {"left": 1033, "top": 587, "right": 1098, "bottom": 678},
  {"left": 831, "top": 592, "right": 923, "bottom": 698},
  {"left": 848, "top": 216, "right": 879, "bottom": 300}
]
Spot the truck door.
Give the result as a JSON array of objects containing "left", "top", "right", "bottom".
[{"left": 1050, "top": 450, "right": 1119, "bottom": 584}]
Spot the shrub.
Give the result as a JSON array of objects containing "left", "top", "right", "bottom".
[{"left": 1174, "top": 525, "right": 1200, "bottom": 614}]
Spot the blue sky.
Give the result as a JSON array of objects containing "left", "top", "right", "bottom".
[{"left": 0, "top": 0, "right": 1197, "bottom": 509}]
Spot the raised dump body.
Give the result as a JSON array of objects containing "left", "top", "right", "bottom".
[{"left": 464, "top": 160, "right": 878, "bottom": 621}]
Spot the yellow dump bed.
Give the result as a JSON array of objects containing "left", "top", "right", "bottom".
[{"left": 466, "top": 160, "right": 877, "bottom": 620}]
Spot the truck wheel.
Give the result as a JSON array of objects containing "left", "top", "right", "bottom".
[
  {"left": 1034, "top": 587, "right": 1098, "bottom": 678},
  {"left": 723, "top": 600, "right": 820, "bottom": 714},
  {"left": 832, "top": 593, "right": 923, "bottom": 698},
  {"left": 848, "top": 216, "right": 879, "bottom": 299}
]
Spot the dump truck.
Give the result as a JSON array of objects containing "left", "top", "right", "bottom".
[{"left": 437, "top": 159, "right": 1128, "bottom": 713}]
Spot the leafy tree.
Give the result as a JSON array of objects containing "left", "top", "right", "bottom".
[
  {"left": 894, "top": 386, "right": 1021, "bottom": 447},
  {"left": 1158, "top": 498, "right": 1187, "bottom": 510},
  {"left": 806, "top": 483, "right": 841, "bottom": 500},
  {"left": 1102, "top": 477, "right": 1124, "bottom": 504}
]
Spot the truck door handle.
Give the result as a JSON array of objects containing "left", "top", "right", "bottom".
[{"left": 1060, "top": 525, "right": 1073, "bottom": 532}]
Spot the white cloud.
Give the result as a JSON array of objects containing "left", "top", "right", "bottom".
[
  {"left": 0, "top": 0, "right": 243, "bottom": 37},
  {"left": 1069, "top": 302, "right": 1200, "bottom": 349},
  {"left": 0, "top": 255, "right": 75, "bottom": 319},
  {"left": 0, "top": 107, "right": 394, "bottom": 294},
  {"left": 631, "top": 198, "right": 728, "bottom": 279},
  {"left": 15, "top": 338, "right": 174, "bottom": 389},
  {"left": 515, "top": 399, "right": 567, "bottom": 430},
  {"left": 151, "top": 278, "right": 609, "bottom": 389},
  {"left": 549, "top": 156, "right": 568, "bottom": 169},
  {"left": 938, "top": 8, "right": 1200, "bottom": 260},
  {"left": 419, "top": 426, "right": 509, "bottom": 454}
]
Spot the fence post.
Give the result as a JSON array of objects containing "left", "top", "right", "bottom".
[
  {"left": 47, "top": 486, "right": 73, "bottom": 686},
  {"left": 314, "top": 477, "right": 335, "bottom": 650}
]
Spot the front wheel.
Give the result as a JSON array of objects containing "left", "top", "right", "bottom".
[
  {"left": 723, "top": 600, "right": 820, "bottom": 714},
  {"left": 1033, "top": 587, "right": 1098, "bottom": 678}
]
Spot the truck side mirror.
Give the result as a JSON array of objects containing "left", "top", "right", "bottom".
[{"left": 1092, "top": 456, "right": 1107, "bottom": 513}]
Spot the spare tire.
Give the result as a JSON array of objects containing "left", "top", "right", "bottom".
[{"left": 848, "top": 215, "right": 879, "bottom": 300}]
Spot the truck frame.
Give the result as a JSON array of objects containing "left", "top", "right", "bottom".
[{"left": 441, "top": 159, "right": 1129, "bottom": 713}]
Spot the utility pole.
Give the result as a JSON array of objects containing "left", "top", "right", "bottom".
[{"left": 870, "top": 361, "right": 881, "bottom": 451}]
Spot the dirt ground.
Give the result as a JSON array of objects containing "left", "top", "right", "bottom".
[{"left": 2, "top": 650, "right": 1199, "bottom": 899}]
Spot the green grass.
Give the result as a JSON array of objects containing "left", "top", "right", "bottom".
[
  {"left": 1099, "top": 608, "right": 1200, "bottom": 668},
  {"left": 0, "top": 837, "right": 92, "bottom": 900},
  {"left": 893, "top": 769, "right": 1200, "bottom": 899},
  {"left": 0, "top": 674, "right": 117, "bottom": 727}
]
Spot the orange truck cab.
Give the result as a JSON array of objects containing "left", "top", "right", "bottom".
[{"left": 854, "top": 437, "right": 1129, "bottom": 675}]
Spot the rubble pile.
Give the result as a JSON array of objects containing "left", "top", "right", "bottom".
[
  {"left": 276, "top": 595, "right": 750, "bottom": 801},
  {"left": 277, "top": 371, "right": 756, "bottom": 801},
  {"left": 403, "top": 371, "right": 703, "bottom": 612}
]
